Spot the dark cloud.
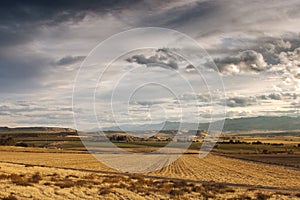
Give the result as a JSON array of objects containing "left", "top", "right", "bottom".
[
  {"left": 225, "top": 96, "right": 257, "bottom": 107},
  {"left": 259, "top": 92, "right": 299, "bottom": 101},
  {"left": 213, "top": 50, "right": 267, "bottom": 74},
  {"left": 250, "top": 36, "right": 300, "bottom": 65},
  {"left": 130, "top": 100, "right": 167, "bottom": 106},
  {"left": 208, "top": 33, "right": 300, "bottom": 76},
  {"left": 126, "top": 48, "right": 180, "bottom": 70},
  {"left": 259, "top": 93, "right": 282, "bottom": 100},
  {"left": 56, "top": 55, "right": 85, "bottom": 66},
  {"left": 185, "top": 64, "right": 196, "bottom": 72},
  {"left": 0, "top": 52, "right": 52, "bottom": 93},
  {"left": 224, "top": 92, "right": 298, "bottom": 108},
  {"left": 0, "top": 0, "right": 143, "bottom": 93},
  {"left": 113, "top": 1, "right": 219, "bottom": 28},
  {"left": 0, "top": 0, "right": 142, "bottom": 47},
  {"left": 143, "top": 1, "right": 219, "bottom": 28}
]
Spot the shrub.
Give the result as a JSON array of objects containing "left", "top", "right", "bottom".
[
  {"left": 222, "top": 188, "right": 235, "bottom": 193},
  {"left": 192, "top": 185, "right": 204, "bottom": 193},
  {"left": 229, "top": 194, "right": 252, "bottom": 200},
  {"left": 54, "top": 179, "right": 75, "bottom": 188},
  {"left": 262, "top": 149, "right": 269, "bottom": 154},
  {"left": 287, "top": 149, "right": 294, "bottom": 154},
  {"left": 1, "top": 195, "right": 18, "bottom": 200},
  {"left": 75, "top": 180, "right": 88, "bottom": 187},
  {"left": 83, "top": 173, "right": 96, "bottom": 180},
  {"left": 65, "top": 175, "right": 79, "bottom": 179},
  {"left": 252, "top": 141, "right": 262, "bottom": 145},
  {"left": 202, "top": 182, "right": 227, "bottom": 192},
  {"left": 0, "top": 136, "right": 16, "bottom": 146},
  {"left": 15, "top": 142, "right": 28, "bottom": 147},
  {"left": 0, "top": 174, "right": 9, "bottom": 180},
  {"left": 10, "top": 174, "right": 32, "bottom": 186},
  {"left": 256, "top": 192, "right": 271, "bottom": 200},
  {"left": 28, "top": 172, "right": 42, "bottom": 183},
  {"left": 98, "top": 188, "right": 112, "bottom": 195},
  {"left": 169, "top": 189, "right": 184, "bottom": 197}
]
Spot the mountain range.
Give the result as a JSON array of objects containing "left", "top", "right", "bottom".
[{"left": 101, "top": 116, "right": 300, "bottom": 132}]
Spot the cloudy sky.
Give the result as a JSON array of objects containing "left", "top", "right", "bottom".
[{"left": 0, "top": 0, "right": 299, "bottom": 130}]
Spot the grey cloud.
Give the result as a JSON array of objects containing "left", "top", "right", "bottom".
[
  {"left": 126, "top": 49, "right": 180, "bottom": 70},
  {"left": 185, "top": 64, "right": 196, "bottom": 72},
  {"left": 0, "top": 1, "right": 112, "bottom": 94},
  {"left": 210, "top": 34, "right": 300, "bottom": 76},
  {"left": 178, "top": 93, "right": 211, "bottom": 102},
  {"left": 225, "top": 96, "right": 257, "bottom": 107},
  {"left": 226, "top": 111, "right": 250, "bottom": 118},
  {"left": 259, "top": 93, "right": 282, "bottom": 100},
  {"left": 138, "top": 1, "right": 219, "bottom": 28},
  {"left": 0, "top": 101, "right": 74, "bottom": 124},
  {"left": 214, "top": 50, "right": 268, "bottom": 74},
  {"left": 224, "top": 92, "right": 298, "bottom": 108},
  {"left": 252, "top": 36, "right": 300, "bottom": 65},
  {"left": 284, "top": 93, "right": 298, "bottom": 100},
  {"left": 130, "top": 100, "right": 168, "bottom": 106},
  {"left": 268, "top": 93, "right": 282, "bottom": 100},
  {"left": 0, "top": 52, "right": 52, "bottom": 93},
  {"left": 0, "top": 0, "right": 142, "bottom": 47},
  {"left": 56, "top": 55, "right": 85, "bottom": 66},
  {"left": 290, "top": 102, "right": 300, "bottom": 108}
]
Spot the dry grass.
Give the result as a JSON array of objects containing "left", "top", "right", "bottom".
[
  {"left": 0, "top": 147, "right": 299, "bottom": 199},
  {"left": 0, "top": 165, "right": 297, "bottom": 199}
]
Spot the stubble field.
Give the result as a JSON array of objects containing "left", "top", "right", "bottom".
[{"left": 0, "top": 147, "right": 300, "bottom": 199}]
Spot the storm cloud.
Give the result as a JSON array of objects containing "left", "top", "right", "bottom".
[{"left": 0, "top": 0, "right": 142, "bottom": 47}]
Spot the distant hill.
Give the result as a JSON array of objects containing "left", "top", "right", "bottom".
[
  {"left": 2, "top": 116, "right": 299, "bottom": 134},
  {"left": 0, "top": 127, "right": 77, "bottom": 134},
  {"left": 102, "top": 116, "right": 300, "bottom": 132},
  {"left": 222, "top": 116, "right": 300, "bottom": 131}
]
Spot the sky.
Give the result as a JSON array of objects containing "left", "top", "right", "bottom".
[{"left": 0, "top": 0, "right": 299, "bottom": 130}]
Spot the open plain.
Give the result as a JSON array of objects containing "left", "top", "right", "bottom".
[{"left": 0, "top": 145, "right": 300, "bottom": 200}]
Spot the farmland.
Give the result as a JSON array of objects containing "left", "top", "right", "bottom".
[
  {"left": 1, "top": 128, "right": 300, "bottom": 199},
  {"left": 0, "top": 145, "right": 300, "bottom": 199}
]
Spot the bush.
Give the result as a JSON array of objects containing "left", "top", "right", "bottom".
[
  {"left": 0, "top": 136, "right": 16, "bottom": 146},
  {"left": 28, "top": 172, "right": 42, "bottom": 183},
  {"left": 229, "top": 194, "right": 252, "bottom": 200},
  {"left": 256, "top": 192, "right": 271, "bottom": 200},
  {"left": 54, "top": 179, "right": 75, "bottom": 188},
  {"left": 1, "top": 195, "right": 18, "bottom": 200},
  {"left": 252, "top": 141, "right": 262, "bottom": 145},
  {"left": 0, "top": 174, "right": 9, "bottom": 180},
  {"left": 262, "top": 149, "right": 269, "bottom": 154},
  {"left": 295, "top": 193, "right": 300, "bottom": 198},
  {"left": 98, "top": 188, "right": 112, "bottom": 195},
  {"left": 10, "top": 174, "right": 32, "bottom": 186},
  {"left": 169, "top": 189, "right": 184, "bottom": 196},
  {"left": 15, "top": 142, "right": 29, "bottom": 147},
  {"left": 75, "top": 180, "right": 88, "bottom": 187}
]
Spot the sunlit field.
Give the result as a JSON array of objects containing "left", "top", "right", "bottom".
[{"left": 1, "top": 139, "right": 300, "bottom": 200}]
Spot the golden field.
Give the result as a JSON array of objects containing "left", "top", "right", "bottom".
[{"left": 0, "top": 146, "right": 300, "bottom": 199}]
